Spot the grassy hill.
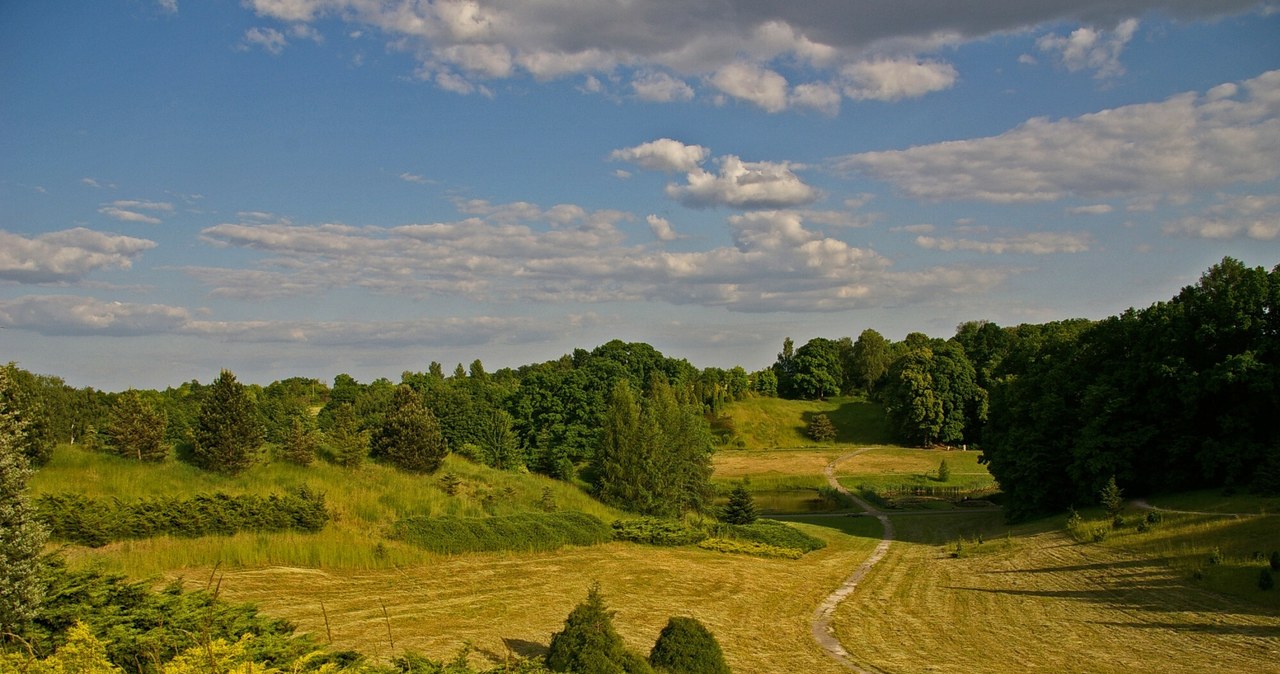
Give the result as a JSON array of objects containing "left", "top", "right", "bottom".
[
  {"left": 31, "top": 443, "right": 628, "bottom": 575},
  {"left": 711, "top": 394, "right": 891, "bottom": 449}
]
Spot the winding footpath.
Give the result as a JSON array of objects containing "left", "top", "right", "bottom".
[{"left": 809, "top": 449, "right": 894, "bottom": 673}]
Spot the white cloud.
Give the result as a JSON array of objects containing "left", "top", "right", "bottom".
[
  {"left": 1037, "top": 18, "right": 1138, "bottom": 79},
  {"left": 666, "top": 155, "right": 820, "bottom": 210},
  {"left": 240, "top": 0, "right": 1257, "bottom": 102},
  {"left": 0, "top": 295, "right": 189, "bottom": 336},
  {"left": 0, "top": 228, "right": 157, "bottom": 284},
  {"left": 1066, "top": 204, "right": 1114, "bottom": 215},
  {"left": 631, "top": 72, "right": 695, "bottom": 103},
  {"left": 915, "top": 231, "right": 1092, "bottom": 254},
  {"left": 610, "top": 138, "right": 710, "bottom": 173},
  {"left": 842, "top": 59, "right": 957, "bottom": 101},
  {"left": 836, "top": 70, "right": 1280, "bottom": 203},
  {"left": 790, "top": 82, "right": 842, "bottom": 115},
  {"left": 892, "top": 223, "right": 936, "bottom": 233},
  {"left": 1163, "top": 193, "right": 1280, "bottom": 240},
  {"left": 98, "top": 200, "right": 174, "bottom": 225},
  {"left": 187, "top": 199, "right": 1007, "bottom": 313},
  {"left": 241, "top": 26, "right": 288, "bottom": 55},
  {"left": 399, "top": 172, "right": 433, "bottom": 185},
  {"left": 647, "top": 215, "right": 679, "bottom": 241},
  {"left": 709, "top": 62, "right": 789, "bottom": 112}
]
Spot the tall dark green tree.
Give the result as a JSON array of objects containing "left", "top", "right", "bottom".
[
  {"left": 193, "top": 370, "right": 263, "bottom": 475},
  {"left": 722, "top": 482, "right": 758, "bottom": 525},
  {"left": 0, "top": 363, "right": 54, "bottom": 467},
  {"left": 280, "top": 416, "right": 318, "bottom": 466},
  {"left": 104, "top": 389, "right": 168, "bottom": 462},
  {"left": 0, "top": 366, "right": 47, "bottom": 637},
  {"left": 880, "top": 342, "right": 985, "bottom": 446},
  {"left": 372, "top": 386, "right": 448, "bottom": 473},
  {"left": 790, "top": 338, "right": 843, "bottom": 400}
]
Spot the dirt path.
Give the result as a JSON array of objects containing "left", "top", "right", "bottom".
[{"left": 810, "top": 449, "right": 894, "bottom": 673}]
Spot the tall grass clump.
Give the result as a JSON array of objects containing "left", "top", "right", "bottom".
[{"left": 391, "top": 511, "right": 612, "bottom": 554}]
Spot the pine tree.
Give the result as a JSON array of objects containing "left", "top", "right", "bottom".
[
  {"left": 326, "top": 403, "right": 367, "bottom": 468},
  {"left": 0, "top": 366, "right": 48, "bottom": 636},
  {"left": 722, "top": 481, "right": 759, "bottom": 525},
  {"left": 104, "top": 389, "right": 168, "bottom": 462},
  {"left": 937, "top": 458, "right": 951, "bottom": 483},
  {"left": 280, "top": 416, "right": 317, "bottom": 466},
  {"left": 193, "top": 370, "right": 263, "bottom": 475},
  {"left": 1099, "top": 476, "right": 1124, "bottom": 519},
  {"left": 371, "top": 386, "right": 448, "bottom": 473},
  {"left": 808, "top": 414, "right": 836, "bottom": 442},
  {"left": 649, "top": 616, "right": 731, "bottom": 674}
]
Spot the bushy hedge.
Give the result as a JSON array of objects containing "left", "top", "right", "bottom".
[
  {"left": 391, "top": 511, "right": 612, "bottom": 554},
  {"left": 717, "top": 519, "right": 825, "bottom": 553},
  {"left": 36, "top": 487, "right": 330, "bottom": 547},
  {"left": 611, "top": 517, "right": 708, "bottom": 546}
]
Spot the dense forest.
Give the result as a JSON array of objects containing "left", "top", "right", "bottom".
[{"left": 2, "top": 258, "right": 1276, "bottom": 521}]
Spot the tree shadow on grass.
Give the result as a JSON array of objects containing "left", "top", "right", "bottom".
[
  {"left": 1091, "top": 620, "right": 1280, "bottom": 638},
  {"left": 947, "top": 582, "right": 1280, "bottom": 619},
  {"left": 798, "top": 398, "right": 892, "bottom": 446},
  {"left": 499, "top": 638, "right": 548, "bottom": 659}
]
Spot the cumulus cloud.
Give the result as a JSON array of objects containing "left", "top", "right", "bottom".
[
  {"left": 0, "top": 228, "right": 156, "bottom": 283},
  {"left": 842, "top": 59, "right": 957, "bottom": 101},
  {"left": 399, "top": 172, "right": 433, "bottom": 185},
  {"left": 240, "top": 0, "right": 1257, "bottom": 102},
  {"left": 1037, "top": 18, "right": 1138, "bottom": 79},
  {"left": 98, "top": 200, "right": 174, "bottom": 225},
  {"left": 915, "top": 231, "right": 1093, "bottom": 254},
  {"left": 241, "top": 26, "right": 288, "bottom": 55},
  {"left": 835, "top": 70, "right": 1280, "bottom": 202},
  {"left": 667, "top": 156, "right": 820, "bottom": 209},
  {"left": 185, "top": 199, "right": 1007, "bottom": 313},
  {"left": 610, "top": 138, "right": 710, "bottom": 173},
  {"left": 631, "top": 72, "right": 695, "bottom": 102},
  {"left": 710, "top": 62, "right": 790, "bottom": 112},
  {"left": 1066, "top": 204, "right": 1114, "bottom": 215},
  {"left": 0, "top": 295, "right": 189, "bottom": 336},
  {"left": 1163, "top": 193, "right": 1280, "bottom": 239}
]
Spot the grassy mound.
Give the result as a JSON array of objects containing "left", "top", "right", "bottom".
[{"left": 711, "top": 395, "right": 890, "bottom": 449}]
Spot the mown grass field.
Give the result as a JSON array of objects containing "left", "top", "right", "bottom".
[
  {"left": 182, "top": 520, "right": 883, "bottom": 672},
  {"left": 712, "top": 394, "right": 891, "bottom": 449}
]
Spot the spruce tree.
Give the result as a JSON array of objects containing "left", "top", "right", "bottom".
[
  {"left": 326, "top": 403, "right": 367, "bottom": 468},
  {"left": 371, "top": 386, "right": 448, "bottom": 473},
  {"left": 937, "top": 458, "right": 951, "bottom": 483},
  {"left": 193, "top": 369, "right": 263, "bottom": 474},
  {"left": 104, "top": 389, "right": 168, "bottom": 461},
  {"left": 0, "top": 366, "right": 48, "bottom": 636},
  {"left": 808, "top": 414, "right": 836, "bottom": 442},
  {"left": 547, "top": 583, "right": 652, "bottom": 674},
  {"left": 1099, "top": 476, "right": 1124, "bottom": 519},
  {"left": 649, "top": 616, "right": 731, "bottom": 674},
  {"left": 280, "top": 416, "right": 317, "bottom": 466},
  {"left": 722, "top": 481, "right": 758, "bottom": 525}
]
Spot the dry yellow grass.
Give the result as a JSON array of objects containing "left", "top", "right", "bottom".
[
  {"left": 177, "top": 522, "right": 882, "bottom": 671},
  {"left": 712, "top": 448, "right": 846, "bottom": 480},
  {"left": 832, "top": 513, "right": 1280, "bottom": 674}
]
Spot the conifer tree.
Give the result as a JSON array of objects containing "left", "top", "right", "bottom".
[
  {"left": 104, "top": 389, "right": 168, "bottom": 461},
  {"left": 808, "top": 414, "right": 836, "bottom": 442},
  {"left": 372, "top": 385, "right": 448, "bottom": 473},
  {"left": 547, "top": 583, "right": 652, "bottom": 674},
  {"left": 193, "top": 369, "right": 263, "bottom": 475},
  {"left": 722, "top": 481, "right": 758, "bottom": 525},
  {"left": 326, "top": 403, "right": 367, "bottom": 468},
  {"left": 649, "top": 616, "right": 731, "bottom": 674},
  {"left": 0, "top": 366, "right": 47, "bottom": 636},
  {"left": 280, "top": 416, "right": 317, "bottom": 466}
]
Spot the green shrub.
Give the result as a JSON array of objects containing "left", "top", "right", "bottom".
[
  {"left": 717, "top": 520, "right": 825, "bottom": 553},
  {"left": 936, "top": 459, "right": 951, "bottom": 483},
  {"left": 1208, "top": 547, "right": 1224, "bottom": 565},
  {"left": 547, "top": 583, "right": 652, "bottom": 674},
  {"left": 648, "top": 617, "right": 731, "bottom": 674},
  {"left": 816, "top": 485, "right": 854, "bottom": 509},
  {"left": 35, "top": 487, "right": 330, "bottom": 547},
  {"left": 696, "top": 538, "right": 802, "bottom": 559},
  {"left": 611, "top": 518, "right": 707, "bottom": 546},
  {"left": 1144, "top": 510, "right": 1163, "bottom": 524},
  {"left": 392, "top": 511, "right": 611, "bottom": 554}
]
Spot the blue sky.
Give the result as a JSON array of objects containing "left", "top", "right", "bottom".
[{"left": 2, "top": 0, "right": 1278, "bottom": 390}]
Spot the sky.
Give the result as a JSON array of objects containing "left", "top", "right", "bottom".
[{"left": 2, "top": 1, "right": 1279, "bottom": 391}]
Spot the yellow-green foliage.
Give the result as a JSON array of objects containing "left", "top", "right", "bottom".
[
  {"left": 696, "top": 538, "right": 803, "bottom": 559},
  {"left": 0, "top": 622, "right": 123, "bottom": 674}
]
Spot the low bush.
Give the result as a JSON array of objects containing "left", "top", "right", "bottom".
[
  {"left": 696, "top": 538, "right": 803, "bottom": 559},
  {"left": 648, "top": 617, "right": 731, "bottom": 674},
  {"left": 611, "top": 518, "right": 708, "bottom": 546},
  {"left": 392, "top": 511, "right": 612, "bottom": 554},
  {"left": 35, "top": 487, "right": 330, "bottom": 547},
  {"left": 716, "top": 520, "right": 825, "bottom": 553}
]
